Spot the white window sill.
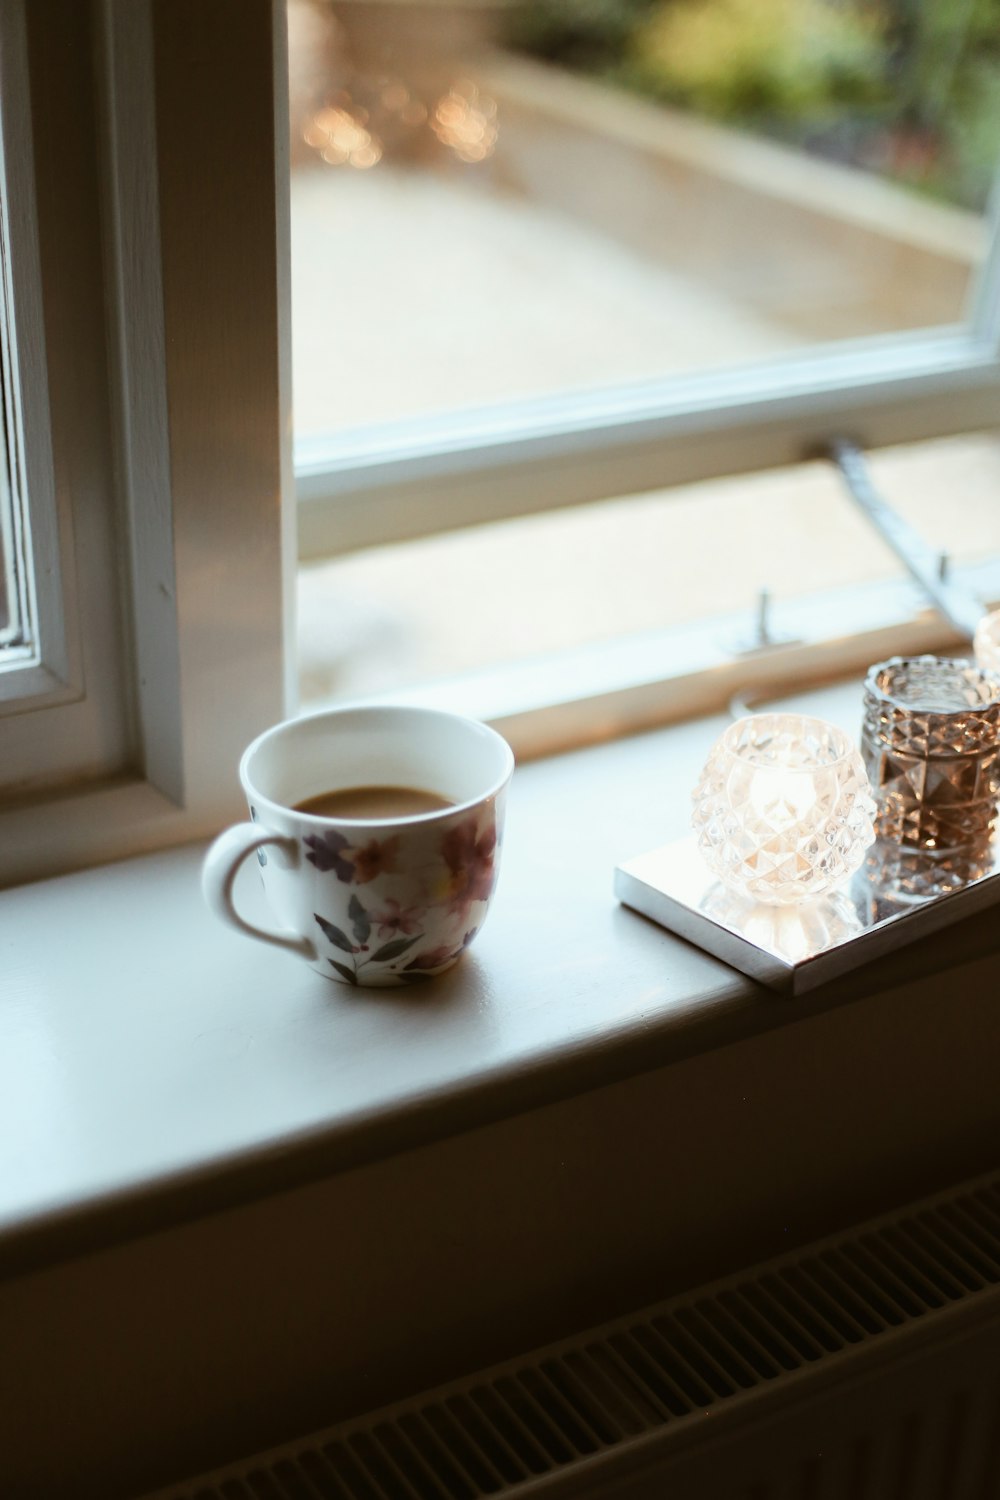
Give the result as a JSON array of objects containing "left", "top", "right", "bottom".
[{"left": 2, "top": 683, "right": 997, "bottom": 1277}]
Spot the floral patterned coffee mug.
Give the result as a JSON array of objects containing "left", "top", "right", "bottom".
[{"left": 202, "top": 705, "right": 514, "bottom": 986}]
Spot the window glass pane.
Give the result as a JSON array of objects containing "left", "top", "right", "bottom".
[
  {"left": 0, "top": 481, "right": 10, "bottom": 639},
  {"left": 288, "top": 0, "right": 999, "bottom": 440},
  {"left": 0, "top": 507, "right": 12, "bottom": 643},
  {"left": 0, "top": 364, "right": 25, "bottom": 652},
  {"left": 297, "top": 432, "right": 1000, "bottom": 704}
]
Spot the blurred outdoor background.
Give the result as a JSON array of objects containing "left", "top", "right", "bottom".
[
  {"left": 515, "top": 0, "right": 1000, "bottom": 213},
  {"left": 289, "top": 0, "right": 1000, "bottom": 702}
]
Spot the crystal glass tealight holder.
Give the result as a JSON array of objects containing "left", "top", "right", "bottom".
[
  {"left": 691, "top": 714, "right": 876, "bottom": 905},
  {"left": 974, "top": 609, "right": 1000, "bottom": 679},
  {"left": 861, "top": 656, "right": 1000, "bottom": 859},
  {"left": 699, "top": 881, "right": 863, "bottom": 964}
]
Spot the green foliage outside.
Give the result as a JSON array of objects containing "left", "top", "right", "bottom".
[{"left": 506, "top": 0, "right": 1000, "bottom": 212}]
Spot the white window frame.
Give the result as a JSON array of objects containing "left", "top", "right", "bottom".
[
  {"left": 0, "top": 0, "right": 294, "bottom": 890},
  {"left": 296, "top": 321, "right": 1000, "bottom": 557}
]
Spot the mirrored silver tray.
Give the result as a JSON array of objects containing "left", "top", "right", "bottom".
[{"left": 614, "top": 835, "right": 1000, "bottom": 994}]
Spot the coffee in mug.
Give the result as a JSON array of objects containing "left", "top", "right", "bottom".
[{"left": 293, "top": 786, "right": 455, "bottom": 820}]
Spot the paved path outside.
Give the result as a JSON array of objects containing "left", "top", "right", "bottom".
[{"left": 291, "top": 164, "right": 800, "bottom": 437}]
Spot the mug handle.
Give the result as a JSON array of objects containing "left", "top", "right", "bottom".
[{"left": 202, "top": 823, "right": 317, "bottom": 961}]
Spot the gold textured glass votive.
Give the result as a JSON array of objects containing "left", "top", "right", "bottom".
[
  {"left": 691, "top": 714, "right": 876, "bottom": 905},
  {"left": 863, "top": 835, "right": 996, "bottom": 907},
  {"left": 861, "top": 656, "right": 1000, "bottom": 855}
]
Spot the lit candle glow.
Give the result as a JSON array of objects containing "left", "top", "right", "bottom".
[{"left": 692, "top": 714, "right": 876, "bottom": 905}]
